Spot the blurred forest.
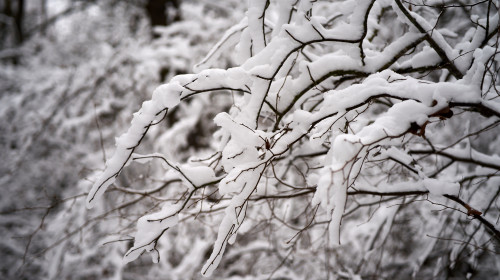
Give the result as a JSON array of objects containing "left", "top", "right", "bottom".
[
  {"left": 1, "top": 0, "right": 499, "bottom": 279},
  {"left": 0, "top": 0, "right": 243, "bottom": 278}
]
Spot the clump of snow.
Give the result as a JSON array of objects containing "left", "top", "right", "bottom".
[
  {"left": 178, "top": 164, "right": 217, "bottom": 188},
  {"left": 123, "top": 203, "right": 181, "bottom": 264},
  {"left": 423, "top": 178, "right": 459, "bottom": 196}
]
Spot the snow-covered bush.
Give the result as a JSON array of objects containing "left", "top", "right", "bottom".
[
  {"left": 3, "top": 0, "right": 499, "bottom": 279},
  {"left": 84, "top": 0, "right": 500, "bottom": 278}
]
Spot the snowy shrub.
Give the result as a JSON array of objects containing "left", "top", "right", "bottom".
[
  {"left": 85, "top": 0, "right": 500, "bottom": 278},
  {"left": 3, "top": 0, "right": 499, "bottom": 279}
]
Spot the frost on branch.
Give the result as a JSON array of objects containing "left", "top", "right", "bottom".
[{"left": 86, "top": 0, "right": 500, "bottom": 278}]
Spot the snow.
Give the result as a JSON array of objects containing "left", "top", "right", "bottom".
[
  {"left": 423, "top": 178, "right": 459, "bottom": 196},
  {"left": 201, "top": 164, "right": 265, "bottom": 276},
  {"left": 152, "top": 83, "right": 182, "bottom": 108},
  {"left": 194, "top": 18, "right": 248, "bottom": 72},
  {"left": 409, "top": 46, "right": 442, "bottom": 69},
  {"left": 86, "top": 80, "right": 184, "bottom": 208},
  {"left": 247, "top": 0, "right": 269, "bottom": 54},
  {"left": 178, "top": 164, "right": 217, "bottom": 187},
  {"left": 123, "top": 203, "right": 181, "bottom": 264},
  {"left": 380, "top": 146, "right": 414, "bottom": 166}
]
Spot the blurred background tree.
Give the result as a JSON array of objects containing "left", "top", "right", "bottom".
[{"left": 0, "top": 0, "right": 244, "bottom": 278}]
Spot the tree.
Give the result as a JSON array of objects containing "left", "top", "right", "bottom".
[
  {"left": 82, "top": 0, "right": 500, "bottom": 278},
  {"left": 0, "top": 0, "right": 24, "bottom": 46}
]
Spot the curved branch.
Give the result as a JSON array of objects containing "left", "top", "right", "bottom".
[{"left": 394, "top": 0, "right": 464, "bottom": 79}]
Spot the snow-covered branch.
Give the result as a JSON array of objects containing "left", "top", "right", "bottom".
[{"left": 81, "top": 0, "right": 500, "bottom": 278}]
